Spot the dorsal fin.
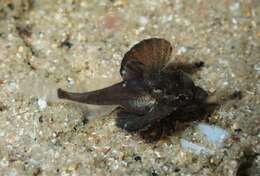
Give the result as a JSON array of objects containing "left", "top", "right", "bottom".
[{"left": 120, "top": 38, "right": 173, "bottom": 80}]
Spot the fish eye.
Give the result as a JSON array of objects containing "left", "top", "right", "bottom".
[{"left": 152, "top": 88, "right": 162, "bottom": 94}]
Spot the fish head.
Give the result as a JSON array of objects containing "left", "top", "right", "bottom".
[{"left": 145, "top": 70, "right": 208, "bottom": 105}]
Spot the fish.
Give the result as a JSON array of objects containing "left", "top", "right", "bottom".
[{"left": 57, "top": 38, "right": 210, "bottom": 133}]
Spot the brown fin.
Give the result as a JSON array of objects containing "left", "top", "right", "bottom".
[
  {"left": 165, "top": 61, "right": 205, "bottom": 74},
  {"left": 120, "top": 38, "right": 173, "bottom": 80},
  {"left": 116, "top": 104, "right": 174, "bottom": 132}
]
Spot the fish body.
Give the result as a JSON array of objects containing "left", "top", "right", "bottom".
[
  {"left": 58, "top": 79, "right": 155, "bottom": 114},
  {"left": 58, "top": 38, "right": 209, "bottom": 132}
]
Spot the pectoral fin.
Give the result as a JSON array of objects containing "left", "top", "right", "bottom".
[{"left": 116, "top": 105, "right": 173, "bottom": 132}]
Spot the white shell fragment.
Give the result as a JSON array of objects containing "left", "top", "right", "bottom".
[
  {"left": 7, "top": 82, "right": 17, "bottom": 93},
  {"left": 37, "top": 98, "right": 47, "bottom": 110},
  {"left": 198, "top": 123, "right": 230, "bottom": 147},
  {"left": 180, "top": 139, "right": 214, "bottom": 155},
  {"left": 181, "top": 123, "right": 231, "bottom": 156}
]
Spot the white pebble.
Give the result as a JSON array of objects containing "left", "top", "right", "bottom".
[
  {"left": 162, "top": 15, "right": 173, "bottom": 23},
  {"left": 67, "top": 77, "right": 75, "bottom": 85},
  {"left": 38, "top": 98, "right": 47, "bottom": 110},
  {"left": 229, "top": 2, "right": 240, "bottom": 11},
  {"left": 177, "top": 46, "right": 187, "bottom": 54},
  {"left": 232, "top": 18, "right": 237, "bottom": 24},
  {"left": 7, "top": 82, "right": 17, "bottom": 92},
  {"left": 139, "top": 16, "right": 149, "bottom": 25}
]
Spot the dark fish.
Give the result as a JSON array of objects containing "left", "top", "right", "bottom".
[{"left": 57, "top": 38, "right": 209, "bottom": 133}]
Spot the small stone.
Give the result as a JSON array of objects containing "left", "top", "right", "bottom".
[
  {"left": 7, "top": 82, "right": 17, "bottom": 92},
  {"left": 229, "top": 2, "right": 240, "bottom": 11},
  {"left": 38, "top": 98, "right": 47, "bottom": 110},
  {"left": 177, "top": 46, "right": 187, "bottom": 54},
  {"left": 0, "top": 102, "right": 7, "bottom": 111},
  {"left": 94, "top": 146, "right": 111, "bottom": 154},
  {"left": 230, "top": 135, "right": 240, "bottom": 142},
  {"left": 139, "top": 16, "right": 148, "bottom": 25},
  {"left": 101, "top": 14, "right": 121, "bottom": 31},
  {"left": 234, "top": 128, "right": 242, "bottom": 133},
  {"left": 18, "top": 46, "right": 24, "bottom": 52},
  {"left": 162, "top": 15, "right": 173, "bottom": 23},
  {"left": 174, "top": 167, "right": 180, "bottom": 172},
  {"left": 134, "top": 155, "right": 142, "bottom": 162},
  {"left": 38, "top": 116, "right": 43, "bottom": 123},
  {"left": 232, "top": 18, "right": 237, "bottom": 24},
  {"left": 256, "top": 31, "right": 260, "bottom": 38},
  {"left": 67, "top": 77, "right": 74, "bottom": 85}
]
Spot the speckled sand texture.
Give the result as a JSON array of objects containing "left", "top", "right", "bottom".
[{"left": 0, "top": 0, "right": 259, "bottom": 175}]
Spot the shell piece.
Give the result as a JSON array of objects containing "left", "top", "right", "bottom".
[
  {"left": 180, "top": 139, "right": 214, "bottom": 155},
  {"left": 120, "top": 38, "right": 173, "bottom": 80},
  {"left": 197, "top": 123, "right": 230, "bottom": 147}
]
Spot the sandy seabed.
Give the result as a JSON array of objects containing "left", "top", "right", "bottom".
[{"left": 0, "top": 0, "right": 259, "bottom": 175}]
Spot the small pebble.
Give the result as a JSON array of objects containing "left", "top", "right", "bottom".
[
  {"left": 139, "top": 16, "right": 149, "bottom": 25},
  {"left": 134, "top": 155, "right": 142, "bottom": 162},
  {"left": 174, "top": 167, "right": 180, "bottom": 172},
  {"left": 67, "top": 77, "right": 75, "bottom": 85},
  {"left": 229, "top": 2, "right": 240, "bottom": 11},
  {"left": 38, "top": 98, "right": 47, "bottom": 110},
  {"left": 38, "top": 116, "right": 43, "bottom": 123},
  {"left": 177, "top": 46, "right": 187, "bottom": 54},
  {"left": 234, "top": 128, "right": 242, "bottom": 133},
  {"left": 7, "top": 82, "right": 17, "bottom": 92}
]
